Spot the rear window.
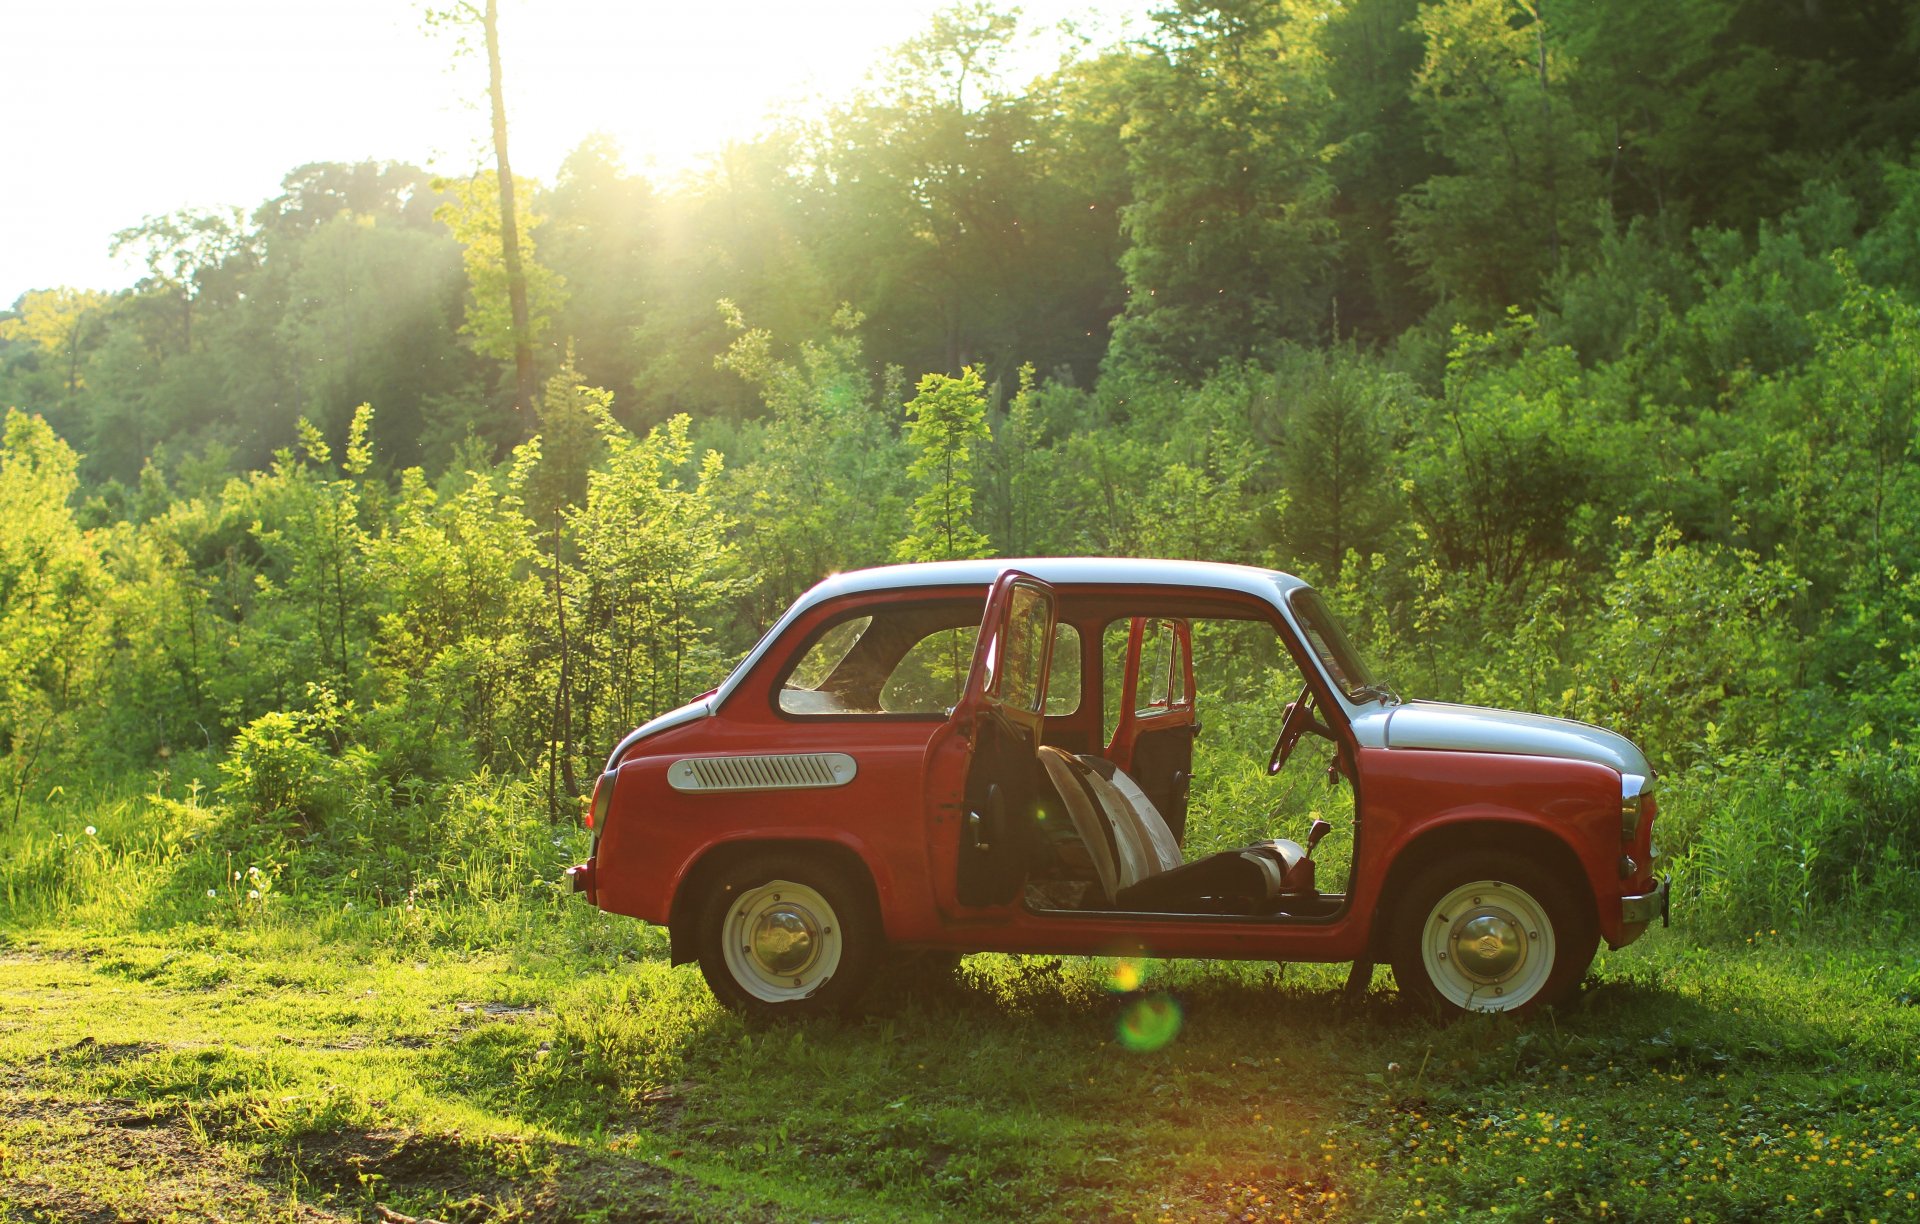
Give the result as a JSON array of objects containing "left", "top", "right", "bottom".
[{"left": 778, "top": 603, "right": 1080, "bottom": 717}]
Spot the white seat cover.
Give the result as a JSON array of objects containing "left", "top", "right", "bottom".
[
  {"left": 1079, "top": 769, "right": 1160, "bottom": 889},
  {"left": 1037, "top": 748, "right": 1120, "bottom": 902},
  {"left": 1094, "top": 764, "right": 1184, "bottom": 874}
]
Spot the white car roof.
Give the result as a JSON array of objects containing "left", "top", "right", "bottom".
[
  {"left": 802, "top": 557, "right": 1307, "bottom": 603},
  {"left": 711, "top": 557, "right": 1307, "bottom": 710}
]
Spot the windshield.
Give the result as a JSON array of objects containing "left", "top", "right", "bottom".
[{"left": 1286, "top": 588, "right": 1384, "bottom": 701}]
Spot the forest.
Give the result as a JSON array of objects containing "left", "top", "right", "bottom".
[{"left": 3, "top": 1, "right": 1919, "bottom": 1220}]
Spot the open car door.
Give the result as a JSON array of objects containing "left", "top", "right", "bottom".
[
  {"left": 1105, "top": 617, "right": 1198, "bottom": 843},
  {"left": 944, "top": 570, "right": 1058, "bottom": 909}
]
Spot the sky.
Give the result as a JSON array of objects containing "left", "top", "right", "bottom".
[{"left": 2, "top": 0, "right": 1150, "bottom": 306}]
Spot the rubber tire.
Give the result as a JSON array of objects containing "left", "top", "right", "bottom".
[
  {"left": 695, "top": 852, "right": 881, "bottom": 1020},
  {"left": 1388, "top": 850, "right": 1596, "bottom": 1016}
]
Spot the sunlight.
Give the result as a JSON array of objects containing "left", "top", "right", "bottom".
[{"left": 1, "top": 0, "right": 1144, "bottom": 299}]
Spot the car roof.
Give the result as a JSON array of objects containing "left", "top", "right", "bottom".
[
  {"left": 802, "top": 557, "right": 1308, "bottom": 605},
  {"left": 709, "top": 558, "right": 1307, "bottom": 710}
]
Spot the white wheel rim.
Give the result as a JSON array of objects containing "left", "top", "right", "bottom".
[
  {"left": 1419, "top": 878, "right": 1556, "bottom": 1012},
  {"left": 721, "top": 880, "right": 843, "bottom": 1002}
]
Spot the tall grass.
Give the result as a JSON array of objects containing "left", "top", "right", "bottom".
[{"left": 1660, "top": 748, "right": 1920, "bottom": 937}]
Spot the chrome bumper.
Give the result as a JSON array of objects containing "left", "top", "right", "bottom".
[{"left": 1621, "top": 874, "right": 1670, "bottom": 928}]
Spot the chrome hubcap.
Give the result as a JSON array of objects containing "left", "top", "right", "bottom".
[
  {"left": 749, "top": 903, "right": 820, "bottom": 977},
  {"left": 1451, "top": 911, "right": 1523, "bottom": 982}
]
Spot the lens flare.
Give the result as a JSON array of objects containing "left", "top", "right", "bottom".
[
  {"left": 1116, "top": 992, "right": 1182, "bottom": 1052},
  {"left": 1107, "top": 958, "right": 1144, "bottom": 993}
]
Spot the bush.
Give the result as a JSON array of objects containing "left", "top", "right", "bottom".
[{"left": 1663, "top": 750, "right": 1920, "bottom": 937}]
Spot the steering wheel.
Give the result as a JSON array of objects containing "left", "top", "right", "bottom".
[{"left": 1268, "top": 684, "right": 1331, "bottom": 776}]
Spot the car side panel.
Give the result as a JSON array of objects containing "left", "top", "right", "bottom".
[
  {"left": 592, "top": 716, "right": 950, "bottom": 942},
  {"left": 1351, "top": 746, "right": 1627, "bottom": 943}
]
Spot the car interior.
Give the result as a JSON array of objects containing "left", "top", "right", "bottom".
[{"left": 776, "top": 592, "right": 1351, "bottom": 921}]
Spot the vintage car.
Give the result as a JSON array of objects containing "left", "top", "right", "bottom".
[{"left": 568, "top": 559, "right": 1668, "bottom": 1017}]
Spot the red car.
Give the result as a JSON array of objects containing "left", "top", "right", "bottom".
[{"left": 570, "top": 559, "right": 1667, "bottom": 1016}]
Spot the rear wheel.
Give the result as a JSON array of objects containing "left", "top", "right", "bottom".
[
  {"left": 1389, "top": 851, "right": 1595, "bottom": 1015},
  {"left": 696, "top": 853, "right": 880, "bottom": 1019}
]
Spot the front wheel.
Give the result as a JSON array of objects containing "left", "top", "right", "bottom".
[
  {"left": 696, "top": 853, "right": 880, "bottom": 1019},
  {"left": 1389, "top": 852, "right": 1595, "bottom": 1015}
]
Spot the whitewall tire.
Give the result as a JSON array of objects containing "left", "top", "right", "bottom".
[{"left": 1390, "top": 851, "right": 1595, "bottom": 1015}]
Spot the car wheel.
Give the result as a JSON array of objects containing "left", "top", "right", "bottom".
[
  {"left": 1389, "top": 851, "right": 1595, "bottom": 1015},
  {"left": 696, "top": 853, "right": 879, "bottom": 1019}
]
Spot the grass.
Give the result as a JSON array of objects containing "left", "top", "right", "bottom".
[
  {"left": 4, "top": 753, "right": 1919, "bottom": 1220},
  {"left": 2, "top": 908, "right": 1918, "bottom": 1222}
]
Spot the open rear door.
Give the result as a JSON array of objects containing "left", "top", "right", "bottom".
[
  {"left": 947, "top": 570, "right": 1058, "bottom": 908},
  {"left": 1105, "top": 617, "right": 1199, "bottom": 842}
]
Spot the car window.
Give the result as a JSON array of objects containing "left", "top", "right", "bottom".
[
  {"left": 784, "top": 617, "right": 871, "bottom": 692},
  {"left": 779, "top": 599, "right": 1079, "bottom": 719},
  {"left": 1045, "top": 624, "right": 1081, "bottom": 717},
  {"left": 880, "top": 626, "right": 976, "bottom": 713},
  {"left": 1101, "top": 618, "right": 1181, "bottom": 739},
  {"left": 1286, "top": 588, "right": 1375, "bottom": 697},
  {"left": 994, "top": 582, "right": 1053, "bottom": 714}
]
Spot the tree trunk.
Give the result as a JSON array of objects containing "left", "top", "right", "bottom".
[{"left": 483, "top": 0, "right": 537, "bottom": 415}]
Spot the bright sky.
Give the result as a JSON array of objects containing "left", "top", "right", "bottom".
[{"left": 2, "top": 0, "right": 1149, "bottom": 305}]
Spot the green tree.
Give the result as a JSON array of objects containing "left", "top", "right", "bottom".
[
  {"left": 1397, "top": 0, "right": 1604, "bottom": 318},
  {"left": 427, "top": 0, "right": 542, "bottom": 413},
  {"left": 109, "top": 207, "right": 253, "bottom": 355},
  {"left": 0, "top": 411, "right": 108, "bottom": 827},
  {"left": 435, "top": 171, "right": 567, "bottom": 388},
  {"left": 0, "top": 288, "right": 111, "bottom": 405},
  {"left": 896, "top": 366, "right": 993, "bottom": 562},
  {"left": 1110, "top": 0, "right": 1339, "bottom": 373}
]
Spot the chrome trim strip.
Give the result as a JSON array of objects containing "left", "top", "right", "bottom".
[{"left": 667, "top": 752, "right": 858, "bottom": 792}]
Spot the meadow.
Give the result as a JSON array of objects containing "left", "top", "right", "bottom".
[{"left": 4, "top": 743, "right": 1917, "bottom": 1223}]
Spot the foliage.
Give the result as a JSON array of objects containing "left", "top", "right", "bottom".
[
  {"left": 896, "top": 366, "right": 993, "bottom": 562},
  {"left": 434, "top": 170, "right": 568, "bottom": 365}
]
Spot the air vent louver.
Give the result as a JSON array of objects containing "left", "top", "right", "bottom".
[{"left": 667, "top": 752, "right": 857, "bottom": 792}]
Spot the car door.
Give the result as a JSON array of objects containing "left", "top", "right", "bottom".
[
  {"left": 1105, "top": 617, "right": 1198, "bottom": 843},
  {"left": 930, "top": 570, "right": 1059, "bottom": 910}
]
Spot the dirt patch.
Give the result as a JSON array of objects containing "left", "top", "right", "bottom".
[
  {"left": 453, "top": 1001, "right": 543, "bottom": 1018},
  {"left": 0, "top": 1094, "right": 349, "bottom": 1223},
  {"left": 281, "top": 1125, "right": 766, "bottom": 1224}
]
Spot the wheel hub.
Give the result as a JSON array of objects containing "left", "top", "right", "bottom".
[
  {"left": 1451, "top": 910, "right": 1523, "bottom": 982},
  {"left": 749, "top": 904, "right": 820, "bottom": 976}
]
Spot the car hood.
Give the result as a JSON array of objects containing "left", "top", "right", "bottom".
[{"left": 1358, "top": 700, "right": 1649, "bottom": 777}]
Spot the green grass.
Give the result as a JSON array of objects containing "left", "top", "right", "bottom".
[
  {"left": 5, "top": 757, "right": 1919, "bottom": 1220},
  {"left": 2, "top": 910, "right": 1917, "bottom": 1222}
]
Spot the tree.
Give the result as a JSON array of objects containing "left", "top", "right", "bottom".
[
  {"left": 1258, "top": 346, "right": 1415, "bottom": 580},
  {"left": 511, "top": 355, "right": 605, "bottom": 814},
  {"left": 427, "top": 0, "right": 543, "bottom": 413},
  {"left": 435, "top": 171, "right": 566, "bottom": 394},
  {"left": 0, "top": 288, "right": 111, "bottom": 404},
  {"left": 109, "top": 207, "right": 252, "bottom": 355},
  {"left": 1396, "top": 0, "right": 1604, "bottom": 318},
  {"left": 896, "top": 366, "right": 992, "bottom": 562},
  {"left": 715, "top": 302, "right": 906, "bottom": 626},
  {"left": 1109, "top": 0, "right": 1340, "bottom": 374},
  {"left": 0, "top": 411, "right": 109, "bottom": 827}
]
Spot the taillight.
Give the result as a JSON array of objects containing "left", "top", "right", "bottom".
[{"left": 588, "top": 768, "right": 617, "bottom": 831}]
